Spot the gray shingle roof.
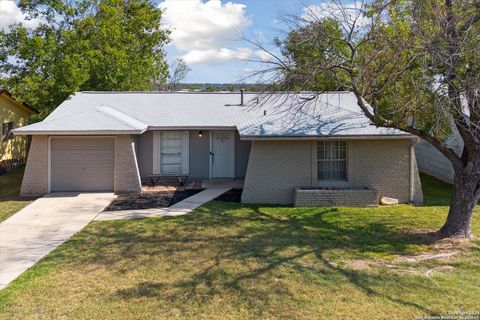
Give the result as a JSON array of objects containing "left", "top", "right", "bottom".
[
  {"left": 14, "top": 91, "right": 410, "bottom": 138},
  {"left": 14, "top": 106, "right": 147, "bottom": 134},
  {"left": 237, "top": 92, "right": 407, "bottom": 138}
]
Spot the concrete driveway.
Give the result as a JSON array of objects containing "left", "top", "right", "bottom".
[{"left": 0, "top": 192, "right": 115, "bottom": 289}]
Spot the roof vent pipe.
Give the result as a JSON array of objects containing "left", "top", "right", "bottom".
[{"left": 240, "top": 89, "right": 244, "bottom": 105}]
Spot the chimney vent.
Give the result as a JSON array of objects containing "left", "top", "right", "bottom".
[{"left": 240, "top": 89, "right": 244, "bottom": 105}]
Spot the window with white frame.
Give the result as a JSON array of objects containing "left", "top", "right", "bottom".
[
  {"left": 160, "top": 131, "right": 183, "bottom": 174},
  {"left": 317, "top": 141, "right": 347, "bottom": 181},
  {"left": 153, "top": 131, "right": 190, "bottom": 175}
]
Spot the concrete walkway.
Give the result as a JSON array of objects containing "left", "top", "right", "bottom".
[
  {"left": 95, "top": 187, "right": 231, "bottom": 221},
  {"left": 0, "top": 192, "right": 115, "bottom": 289}
]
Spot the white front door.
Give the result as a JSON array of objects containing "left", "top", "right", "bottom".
[{"left": 211, "top": 131, "right": 235, "bottom": 178}]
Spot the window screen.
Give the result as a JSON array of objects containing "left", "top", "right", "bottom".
[
  {"left": 317, "top": 141, "right": 347, "bottom": 181},
  {"left": 2, "top": 122, "right": 14, "bottom": 141}
]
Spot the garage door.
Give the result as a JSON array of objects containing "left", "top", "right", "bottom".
[{"left": 51, "top": 137, "right": 114, "bottom": 192}]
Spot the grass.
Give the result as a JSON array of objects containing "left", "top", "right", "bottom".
[
  {"left": 0, "top": 166, "right": 33, "bottom": 222},
  {"left": 0, "top": 175, "right": 479, "bottom": 319},
  {"left": 420, "top": 173, "right": 453, "bottom": 206}
]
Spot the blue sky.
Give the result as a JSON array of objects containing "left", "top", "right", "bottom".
[
  {"left": 0, "top": 0, "right": 353, "bottom": 84},
  {"left": 156, "top": 0, "right": 321, "bottom": 83}
]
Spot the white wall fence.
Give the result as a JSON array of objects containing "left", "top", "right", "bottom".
[{"left": 415, "top": 140, "right": 455, "bottom": 183}]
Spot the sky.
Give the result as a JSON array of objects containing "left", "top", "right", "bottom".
[
  {"left": 156, "top": 0, "right": 319, "bottom": 83},
  {"left": 0, "top": 0, "right": 360, "bottom": 83}
]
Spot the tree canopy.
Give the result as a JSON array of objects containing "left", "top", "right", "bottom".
[{"left": 0, "top": 0, "right": 170, "bottom": 116}]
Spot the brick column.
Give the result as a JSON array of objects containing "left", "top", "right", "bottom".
[
  {"left": 114, "top": 135, "right": 142, "bottom": 193},
  {"left": 20, "top": 135, "right": 49, "bottom": 196}
]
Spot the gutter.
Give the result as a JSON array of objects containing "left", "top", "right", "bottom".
[
  {"left": 147, "top": 126, "right": 237, "bottom": 130},
  {"left": 239, "top": 134, "right": 414, "bottom": 141},
  {"left": 13, "top": 129, "right": 145, "bottom": 136}
]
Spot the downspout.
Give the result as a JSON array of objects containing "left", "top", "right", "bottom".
[
  {"left": 311, "top": 141, "right": 313, "bottom": 186},
  {"left": 409, "top": 138, "right": 417, "bottom": 203}
]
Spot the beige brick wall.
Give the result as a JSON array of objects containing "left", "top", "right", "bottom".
[
  {"left": 242, "top": 139, "right": 423, "bottom": 205},
  {"left": 294, "top": 188, "right": 378, "bottom": 207},
  {"left": 114, "top": 135, "right": 142, "bottom": 193},
  {"left": 348, "top": 140, "right": 411, "bottom": 203},
  {"left": 20, "top": 135, "right": 48, "bottom": 196},
  {"left": 242, "top": 140, "right": 313, "bottom": 204}
]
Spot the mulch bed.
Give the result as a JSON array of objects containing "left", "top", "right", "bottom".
[
  {"left": 214, "top": 188, "right": 243, "bottom": 203},
  {"left": 104, "top": 189, "right": 204, "bottom": 211}
]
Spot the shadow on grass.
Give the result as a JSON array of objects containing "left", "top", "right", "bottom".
[
  {"left": 420, "top": 173, "right": 452, "bottom": 206},
  {"left": 52, "top": 202, "right": 453, "bottom": 316},
  {"left": 0, "top": 165, "right": 38, "bottom": 203},
  {"left": 0, "top": 165, "right": 25, "bottom": 201}
]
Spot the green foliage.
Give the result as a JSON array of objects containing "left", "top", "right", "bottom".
[
  {"left": 277, "top": 0, "right": 479, "bottom": 144},
  {"left": 278, "top": 18, "right": 350, "bottom": 91},
  {"left": 357, "top": 0, "right": 454, "bottom": 140},
  {"left": 0, "top": 0, "right": 170, "bottom": 117}
]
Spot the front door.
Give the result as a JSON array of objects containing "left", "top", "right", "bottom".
[{"left": 211, "top": 131, "right": 235, "bottom": 178}]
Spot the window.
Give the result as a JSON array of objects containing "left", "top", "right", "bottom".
[
  {"left": 2, "top": 122, "right": 14, "bottom": 141},
  {"left": 160, "top": 131, "right": 183, "bottom": 174},
  {"left": 317, "top": 141, "right": 347, "bottom": 181}
]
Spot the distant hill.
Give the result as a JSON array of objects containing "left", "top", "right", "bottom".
[{"left": 178, "top": 83, "right": 267, "bottom": 92}]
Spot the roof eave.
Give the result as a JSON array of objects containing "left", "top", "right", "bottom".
[
  {"left": 13, "top": 129, "right": 145, "bottom": 136},
  {"left": 147, "top": 126, "right": 237, "bottom": 130},
  {"left": 0, "top": 90, "right": 39, "bottom": 114},
  {"left": 239, "top": 134, "right": 414, "bottom": 140}
]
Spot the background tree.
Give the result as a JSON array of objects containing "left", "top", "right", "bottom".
[
  {"left": 162, "top": 58, "right": 191, "bottom": 91},
  {"left": 254, "top": 0, "right": 480, "bottom": 238},
  {"left": 278, "top": 18, "right": 350, "bottom": 91},
  {"left": 0, "top": 0, "right": 170, "bottom": 117}
]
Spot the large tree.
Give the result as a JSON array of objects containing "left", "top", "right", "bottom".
[
  {"left": 255, "top": 0, "right": 480, "bottom": 238},
  {"left": 0, "top": 0, "right": 170, "bottom": 116}
]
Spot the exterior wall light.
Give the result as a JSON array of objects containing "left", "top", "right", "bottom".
[{"left": 198, "top": 130, "right": 203, "bottom": 138}]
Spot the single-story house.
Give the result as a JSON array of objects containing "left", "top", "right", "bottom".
[
  {"left": 1, "top": 88, "right": 38, "bottom": 173},
  {"left": 14, "top": 91, "right": 423, "bottom": 206}
]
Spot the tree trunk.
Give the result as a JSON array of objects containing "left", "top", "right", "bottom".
[{"left": 439, "top": 171, "right": 480, "bottom": 238}]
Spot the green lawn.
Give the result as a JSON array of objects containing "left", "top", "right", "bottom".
[
  {"left": 0, "top": 166, "right": 33, "bottom": 222},
  {"left": 420, "top": 173, "right": 453, "bottom": 206},
  {"left": 0, "top": 175, "right": 479, "bottom": 319}
]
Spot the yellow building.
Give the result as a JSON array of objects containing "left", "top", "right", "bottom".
[{"left": 0, "top": 89, "right": 38, "bottom": 162}]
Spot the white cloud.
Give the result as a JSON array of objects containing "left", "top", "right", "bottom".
[
  {"left": 0, "top": 0, "right": 40, "bottom": 30},
  {"left": 254, "top": 50, "right": 272, "bottom": 61},
  {"left": 159, "top": 0, "right": 252, "bottom": 64},
  {"left": 181, "top": 47, "right": 252, "bottom": 64},
  {"left": 302, "top": 1, "right": 369, "bottom": 27}
]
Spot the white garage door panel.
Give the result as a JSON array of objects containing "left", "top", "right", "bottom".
[{"left": 51, "top": 138, "right": 114, "bottom": 192}]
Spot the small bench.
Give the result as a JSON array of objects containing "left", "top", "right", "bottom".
[{"left": 147, "top": 174, "right": 189, "bottom": 187}]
